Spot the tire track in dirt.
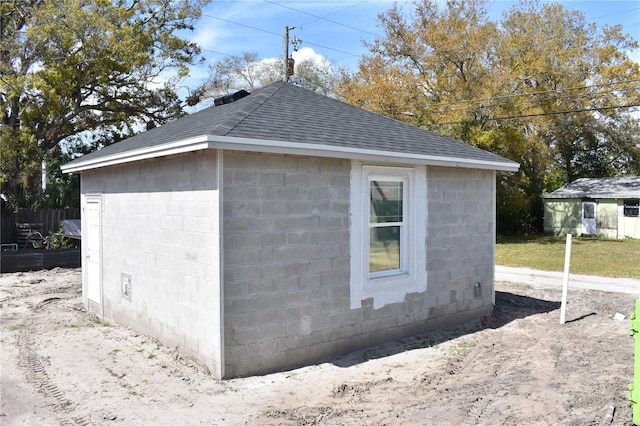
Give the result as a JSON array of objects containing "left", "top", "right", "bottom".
[
  {"left": 11, "top": 287, "right": 92, "bottom": 426},
  {"left": 262, "top": 377, "right": 395, "bottom": 424},
  {"left": 425, "top": 344, "right": 496, "bottom": 425},
  {"left": 17, "top": 327, "right": 91, "bottom": 425},
  {"left": 461, "top": 350, "right": 523, "bottom": 426},
  {"left": 465, "top": 344, "right": 533, "bottom": 424},
  {"left": 416, "top": 302, "right": 536, "bottom": 425},
  {"left": 1, "top": 282, "right": 77, "bottom": 303}
]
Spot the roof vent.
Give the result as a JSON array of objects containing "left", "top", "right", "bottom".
[{"left": 214, "top": 89, "right": 250, "bottom": 106}]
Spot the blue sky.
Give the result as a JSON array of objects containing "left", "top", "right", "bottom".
[{"left": 182, "top": 0, "right": 640, "bottom": 91}]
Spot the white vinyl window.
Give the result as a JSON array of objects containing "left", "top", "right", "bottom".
[
  {"left": 350, "top": 163, "right": 427, "bottom": 309},
  {"left": 368, "top": 177, "right": 407, "bottom": 278}
]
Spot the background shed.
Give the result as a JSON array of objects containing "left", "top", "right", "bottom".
[{"left": 543, "top": 177, "right": 640, "bottom": 238}]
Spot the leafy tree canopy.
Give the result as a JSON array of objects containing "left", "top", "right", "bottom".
[
  {"left": 337, "top": 0, "right": 640, "bottom": 233},
  {"left": 198, "top": 48, "right": 339, "bottom": 101},
  {"left": 1, "top": 0, "right": 210, "bottom": 208}
]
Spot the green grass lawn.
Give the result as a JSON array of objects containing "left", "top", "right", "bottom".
[{"left": 496, "top": 235, "right": 640, "bottom": 279}]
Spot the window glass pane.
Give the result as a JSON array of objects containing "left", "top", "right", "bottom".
[
  {"left": 624, "top": 199, "right": 639, "bottom": 217},
  {"left": 369, "top": 227, "right": 401, "bottom": 272},
  {"left": 583, "top": 203, "right": 595, "bottom": 219},
  {"left": 370, "top": 181, "right": 403, "bottom": 223}
]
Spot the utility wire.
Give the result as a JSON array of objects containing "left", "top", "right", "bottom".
[
  {"left": 263, "top": 0, "right": 381, "bottom": 37},
  {"left": 199, "top": 12, "right": 363, "bottom": 58},
  {"left": 371, "top": 79, "right": 640, "bottom": 113},
  {"left": 409, "top": 86, "right": 640, "bottom": 116},
  {"left": 587, "top": 7, "right": 640, "bottom": 21},
  {"left": 291, "top": 39, "right": 361, "bottom": 58},
  {"left": 434, "top": 103, "right": 640, "bottom": 126},
  {"left": 318, "top": 83, "right": 639, "bottom": 124},
  {"left": 201, "top": 13, "right": 281, "bottom": 37},
  {"left": 296, "top": 0, "right": 372, "bottom": 28}
]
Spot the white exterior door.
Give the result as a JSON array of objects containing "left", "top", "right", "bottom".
[
  {"left": 582, "top": 201, "right": 597, "bottom": 235},
  {"left": 85, "top": 197, "right": 102, "bottom": 305}
]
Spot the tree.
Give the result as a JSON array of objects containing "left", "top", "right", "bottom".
[
  {"left": 1, "top": 0, "right": 210, "bottom": 208},
  {"left": 203, "top": 52, "right": 272, "bottom": 98},
  {"left": 290, "top": 48, "right": 337, "bottom": 96},
  {"left": 201, "top": 48, "right": 339, "bottom": 100},
  {"left": 336, "top": 0, "right": 640, "bottom": 233},
  {"left": 497, "top": 1, "right": 640, "bottom": 186},
  {"left": 42, "top": 130, "right": 126, "bottom": 208}
]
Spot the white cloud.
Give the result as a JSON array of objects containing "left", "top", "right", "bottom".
[
  {"left": 291, "top": 47, "right": 331, "bottom": 68},
  {"left": 190, "top": 26, "right": 222, "bottom": 53},
  {"left": 257, "top": 47, "right": 332, "bottom": 70},
  {"left": 258, "top": 57, "right": 281, "bottom": 67}
]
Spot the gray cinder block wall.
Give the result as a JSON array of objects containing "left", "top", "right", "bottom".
[
  {"left": 426, "top": 167, "right": 495, "bottom": 312},
  {"left": 222, "top": 152, "right": 352, "bottom": 377},
  {"left": 222, "top": 152, "right": 495, "bottom": 377},
  {"left": 80, "top": 149, "right": 495, "bottom": 379},
  {"left": 81, "top": 150, "right": 224, "bottom": 377}
]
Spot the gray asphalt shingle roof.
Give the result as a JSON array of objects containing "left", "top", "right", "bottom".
[
  {"left": 543, "top": 177, "right": 640, "bottom": 199},
  {"left": 65, "top": 81, "right": 517, "bottom": 168}
]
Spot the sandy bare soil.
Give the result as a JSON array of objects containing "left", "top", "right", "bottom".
[{"left": 0, "top": 267, "right": 636, "bottom": 425}]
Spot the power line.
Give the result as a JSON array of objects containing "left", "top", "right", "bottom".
[
  {"left": 263, "top": 0, "right": 381, "bottom": 37},
  {"left": 452, "top": 79, "right": 639, "bottom": 108},
  {"left": 371, "top": 79, "right": 640, "bottom": 113},
  {"left": 199, "top": 12, "right": 363, "bottom": 59},
  {"left": 587, "top": 7, "right": 640, "bottom": 21},
  {"left": 200, "top": 13, "right": 281, "bottom": 37},
  {"left": 291, "top": 39, "right": 361, "bottom": 58},
  {"left": 296, "top": 0, "right": 371, "bottom": 28},
  {"left": 318, "top": 84, "right": 639, "bottom": 124},
  {"left": 200, "top": 48, "right": 240, "bottom": 59},
  {"left": 419, "top": 86, "right": 640, "bottom": 116},
  {"left": 435, "top": 103, "right": 640, "bottom": 126}
]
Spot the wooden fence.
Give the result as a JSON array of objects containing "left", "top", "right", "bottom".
[{"left": 1, "top": 208, "right": 80, "bottom": 245}]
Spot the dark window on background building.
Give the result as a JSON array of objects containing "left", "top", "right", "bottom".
[{"left": 624, "top": 199, "right": 639, "bottom": 217}]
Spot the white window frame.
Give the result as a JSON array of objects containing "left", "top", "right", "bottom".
[{"left": 350, "top": 162, "right": 427, "bottom": 309}]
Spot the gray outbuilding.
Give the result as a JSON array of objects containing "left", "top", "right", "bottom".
[{"left": 62, "top": 81, "right": 518, "bottom": 378}]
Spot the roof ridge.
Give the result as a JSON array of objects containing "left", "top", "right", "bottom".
[{"left": 212, "top": 82, "right": 285, "bottom": 136}]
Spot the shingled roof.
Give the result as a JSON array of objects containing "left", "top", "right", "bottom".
[
  {"left": 62, "top": 81, "right": 519, "bottom": 173},
  {"left": 543, "top": 177, "right": 640, "bottom": 199}
]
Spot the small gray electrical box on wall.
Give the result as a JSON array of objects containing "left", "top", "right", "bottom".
[
  {"left": 474, "top": 282, "right": 482, "bottom": 297},
  {"left": 121, "top": 273, "right": 132, "bottom": 300}
]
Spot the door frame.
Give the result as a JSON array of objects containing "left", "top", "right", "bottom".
[
  {"left": 581, "top": 199, "right": 597, "bottom": 236},
  {"left": 83, "top": 195, "right": 103, "bottom": 319}
]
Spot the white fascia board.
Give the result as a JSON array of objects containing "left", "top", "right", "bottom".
[
  {"left": 209, "top": 135, "right": 520, "bottom": 172},
  {"left": 60, "top": 136, "right": 211, "bottom": 173},
  {"left": 62, "top": 134, "right": 520, "bottom": 173}
]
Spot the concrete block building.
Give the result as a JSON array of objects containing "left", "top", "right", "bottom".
[{"left": 62, "top": 81, "right": 518, "bottom": 378}]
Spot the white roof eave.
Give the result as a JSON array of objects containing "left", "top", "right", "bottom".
[
  {"left": 61, "top": 135, "right": 520, "bottom": 174},
  {"left": 543, "top": 193, "right": 640, "bottom": 199}
]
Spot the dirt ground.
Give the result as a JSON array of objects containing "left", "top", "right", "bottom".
[{"left": 0, "top": 267, "right": 637, "bottom": 425}]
